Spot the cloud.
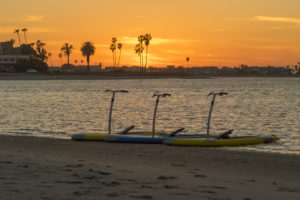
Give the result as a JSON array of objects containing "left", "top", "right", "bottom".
[
  {"left": 119, "top": 36, "right": 192, "bottom": 45},
  {"left": 226, "top": 16, "right": 300, "bottom": 24},
  {"left": 29, "top": 27, "right": 58, "bottom": 33},
  {"left": 254, "top": 16, "right": 300, "bottom": 24},
  {"left": 0, "top": 15, "right": 45, "bottom": 23},
  {"left": 242, "top": 38, "right": 294, "bottom": 42},
  {"left": 22, "top": 15, "right": 45, "bottom": 22},
  {"left": 0, "top": 26, "right": 58, "bottom": 34}
]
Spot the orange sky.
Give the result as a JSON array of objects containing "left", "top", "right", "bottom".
[{"left": 1, "top": 0, "right": 300, "bottom": 67}]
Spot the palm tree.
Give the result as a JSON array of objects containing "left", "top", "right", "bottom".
[
  {"left": 186, "top": 57, "right": 190, "bottom": 67},
  {"left": 35, "top": 40, "right": 48, "bottom": 62},
  {"left": 80, "top": 59, "right": 84, "bottom": 65},
  {"left": 14, "top": 29, "right": 21, "bottom": 46},
  {"left": 135, "top": 43, "right": 143, "bottom": 68},
  {"left": 80, "top": 41, "right": 96, "bottom": 72},
  {"left": 138, "top": 35, "right": 144, "bottom": 69},
  {"left": 117, "top": 43, "right": 123, "bottom": 67},
  {"left": 144, "top": 34, "right": 152, "bottom": 71},
  {"left": 48, "top": 52, "right": 52, "bottom": 66},
  {"left": 60, "top": 43, "right": 74, "bottom": 72},
  {"left": 110, "top": 37, "right": 117, "bottom": 67},
  {"left": 74, "top": 59, "right": 78, "bottom": 65},
  {"left": 58, "top": 53, "right": 63, "bottom": 66},
  {"left": 21, "top": 28, "right": 28, "bottom": 44}
]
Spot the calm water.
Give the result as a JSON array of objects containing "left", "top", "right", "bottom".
[{"left": 0, "top": 77, "right": 299, "bottom": 154}]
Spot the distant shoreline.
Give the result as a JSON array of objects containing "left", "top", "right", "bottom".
[{"left": 0, "top": 72, "right": 298, "bottom": 80}]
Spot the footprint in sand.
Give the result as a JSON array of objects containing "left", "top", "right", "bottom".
[
  {"left": 276, "top": 186, "right": 300, "bottom": 193},
  {"left": 164, "top": 185, "right": 179, "bottom": 189},
  {"left": 157, "top": 175, "right": 178, "bottom": 180},
  {"left": 102, "top": 181, "right": 121, "bottom": 186},
  {"left": 106, "top": 192, "right": 121, "bottom": 197},
  {"left": 18, "top": 164, "right": 29, "bottom": 168},
  {"left": 0, "top": 161, "right": 13, "bottom": 164},
  {"left": 54, "top": 180, "right": 84, "bottom": 184},
  {"left": 129, "top": 194, "right": 153, "bottom": 199},
  {"left": 65, "top": 164, "right": 84, "bottom": 168},
  {"left": 201, "top": 190, "right": 216, "bottom": 194},
  {"left": 194, "top": 174, "right": 207, "bottom": 178},
  {"left": 73, "top": 191, "right": 91, "bottom": 196},
  {"left": 171, "top": 163, "right": 186, "bottom": 167},
  {"left": 140, "top": 185, "right": 153, "bottom": 189},
  {"left": 96, "top": 170, "right": 112, "bottom": 175}
]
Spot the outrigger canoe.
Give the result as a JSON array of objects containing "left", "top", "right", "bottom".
[
  {"left": 164, "top": 135, "right": 280, "bottom": 147},
  {"left": 104, "top": 135, "right": 165, "bottom": 144},
  {"left": 71, "top": 127, "right": 186, "bottom": 142},
  {"left": 71, "top": 131, "right": 169, "bottom": 141}
]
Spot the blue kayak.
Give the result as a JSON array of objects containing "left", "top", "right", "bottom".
[{"left": 104, "top": 135, "right": 165, "bottom": 144}]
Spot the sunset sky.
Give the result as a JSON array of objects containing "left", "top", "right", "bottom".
[{"left": 1, "top": 0, "right": 300, "bottom": 67}]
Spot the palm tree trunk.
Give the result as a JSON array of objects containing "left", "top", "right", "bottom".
[
  {"left": 67, "top": 54, "right": 70, "bottom": 72},
  {"left": 114, "top": 51, "right": 116, "bottom": 68},
  {"left": 145, "top": 46, "right": 148, "bottom": 72},
  {"left": 87, "top": 56, "right": 90, "bottom": 72},
  {"left": 112, "top": 52, "right": 114, "bottom": 67},
  {"left": 23, "top": 32, "right": 27, "bottom": 44},
  {"left": 141, "top": 51, "right": 144, "bottom": 70},
  {"left": 17, "top": 33, "right": 21, "bottom": 46},
  {"left": 139, "top": 53, "right": 142, "bottom": 69},
  {"left": 118, "top": 49, "right": 121, "bottom": 67}
]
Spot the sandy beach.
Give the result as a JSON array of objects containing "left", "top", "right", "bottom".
[{"left": 0, "top": 135, "right": 299, "bottom": 200}]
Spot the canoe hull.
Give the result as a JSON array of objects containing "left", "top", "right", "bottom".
[
  {"left": 164, "top": 136, "right": 280, "bottom": 147},
  {"left": 104, "top": 135, "right": 165, "bottom": 144},
  {"left": 71, "top": 132, "right": 168, "bottom": 141}
]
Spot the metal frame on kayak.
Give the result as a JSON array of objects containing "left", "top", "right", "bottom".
[
  {"left": 103, "top": 91, "right": 175, "bottom": 143},
  {"left": 164, "top": 91, "right": 280, "bottom": 146}
]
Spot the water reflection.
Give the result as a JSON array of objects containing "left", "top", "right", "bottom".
[{"left": 0, "top": 77, "right": 299, "bottom": 154}]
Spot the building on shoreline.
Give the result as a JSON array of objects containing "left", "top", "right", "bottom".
[{"left": 0, "top": 40, "right": 30, "bottom": 72}]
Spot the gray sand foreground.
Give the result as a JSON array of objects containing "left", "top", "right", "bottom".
[{"left": 0, "top": 135, "right": 299, "bottom": 200}]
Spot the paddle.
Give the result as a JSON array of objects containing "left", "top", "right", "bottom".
[
  {"left": 105, "top": 90, "right": 129, "bottom": 134},
  {"left": 207, "top": 92, "right": 228, "bottom": 136},
  {"left": 152, "top": 91, "right": 171, "bottom": 137},
  {"left": 169, "top": 128, "right": 185, "bottom": 137},
  {"left": 119, "top": 125, "right": 135, "bottom": 135}
]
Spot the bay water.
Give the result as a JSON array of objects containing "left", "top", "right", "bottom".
[{"left": 0, "top": 77, "right": 299, "bottom": 154}]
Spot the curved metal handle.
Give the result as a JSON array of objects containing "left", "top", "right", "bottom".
[
  {"left": 208, "top": 92, "right": 228, "bottom": 96},
  {"left": 153, "top": 91, "right": 171, "bottom": 98},
  {"left": 105, "top": 90, "right": 129, "bottom": 93}
]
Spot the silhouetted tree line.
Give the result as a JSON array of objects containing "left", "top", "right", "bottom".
[{"left": 15, "top": 40, "right": 48, "bottom": 72}]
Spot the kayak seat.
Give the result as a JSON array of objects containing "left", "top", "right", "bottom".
[{"left": 217, "top": 129, "right": 234, "bottom": 139}]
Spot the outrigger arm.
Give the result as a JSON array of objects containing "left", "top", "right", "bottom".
[
  {"left": 207, "top": 92, "right": 228, "bottom": 135},
  {"left": 152, "top": 91, "right": 171, "bottom": 137},
  {"left": 105, "top": 90, "right": 129, "bottom": 134}
]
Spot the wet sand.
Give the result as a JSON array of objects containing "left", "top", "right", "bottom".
[{"left": 0, "top": 135, "right": 299, "bottom": 200}]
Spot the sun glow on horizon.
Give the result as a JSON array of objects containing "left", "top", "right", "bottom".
[{"left": 1, "top": 0, "right": 300, "bottom": 67}]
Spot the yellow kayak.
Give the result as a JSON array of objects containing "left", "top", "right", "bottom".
[{"left": 164, "top": 136, "right": 280, "bottom": 147}]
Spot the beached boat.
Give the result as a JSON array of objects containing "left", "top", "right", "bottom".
[
  {"left": 103, "top": 135, "right": 165, "bottom": 144},
  {"left": 165, "top": 92, "right": 280, "bottom": 147},
  {"left": 102, "top": 91, "right": 183, "bottom": 144},
  {"left": 71, "top": 131, "right": 169, "bottom": 141},
  {"left": 72, "top": 90, "right": 174, "bottom": 142},
  {"left": 164, "top": 135, "right": 280, "bottom": 147}
]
